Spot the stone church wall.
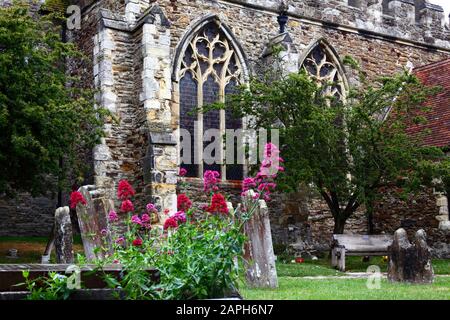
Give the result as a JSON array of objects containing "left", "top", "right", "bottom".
[{"left": 0, "top": 0, "right": 448, "bottom": 256}]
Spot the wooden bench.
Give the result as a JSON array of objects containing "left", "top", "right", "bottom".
[
  {"left": 331, "top": 234, "right": 393, "bottom": 272},
  {"left": 0, "top": 264, "right": 159, "bottom": 292}
]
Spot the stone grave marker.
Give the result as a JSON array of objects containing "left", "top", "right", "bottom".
[
  {"left": 242, "top": 195, "right": 278, "bottom": 288},
  {"left": 54, "top": 206, "right": 74, "bottom": 264},
  {"left": 388, "top": 228, "right": 434, "bottom": 283},
  {"left": 76, "top": 186, "right": 114, "bottom": 261}
]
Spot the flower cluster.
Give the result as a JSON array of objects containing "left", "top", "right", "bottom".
[
  {"left": 117, "top": 180, "right": 136, "bottom": 214},
  {"left": 179, "top": 168, "right": 187, "bottom": 177},
  {"left": 117, "top": 180, "right": 135, "bottom": 200},
  {"left": 258, "top": 143, "right": 284, "bottom": 178},
  {"left": 146, "top": 203, "right": 158, "bottom": 214},
  {"left": 69, "top": 191, "right": 87, "bottom": 209},
  {"left": 120, "top": 199, "right": 134, "bottom": 213},
  {"left": 203, "top": 170, "right": 220, "bottom": 193},
  {"left": 241, "top": 143, "right": 284, "bottom": 202},
  {"left": 177, "top": 194, "right": 192, "bottom": 212},
  {"left": 163, "top": 216, "right": 178, "bottom": 230},
  {"left": 206, "top": 193, "right": 229, "bottom": 215},
  {"left": 131, "top": 213, "right": 152, "bottom": 229},
  {"left": 173, "top": 211, "right": 187, "bottom": 224},
  {"left": 108, "top": 210, "right": 119, "bottom": 222},
  {"left": 132, "top": 238, "right": 143, "bottom": 247}
]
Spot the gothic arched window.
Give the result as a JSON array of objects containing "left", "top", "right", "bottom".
[
  {"left": 176, "top": 19, "right": 247, "bottom": 180},
  {"left": 299, "top": 40, "right": 347, "bottom": 101}
]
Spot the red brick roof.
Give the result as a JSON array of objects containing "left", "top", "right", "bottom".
[{"left": 406, "top": 59, "right": 450, "bottom": 148}]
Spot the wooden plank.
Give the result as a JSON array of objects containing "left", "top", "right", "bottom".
[
  {"left": 0, "top": 289, "right": 125, "bottom": 300},
  {"left": 0, "top": 264, "right": 159, "bottom": 292},
  {"left": 332, "top": 234, "right": 393, "bottom": 252},
  {"left": 346, "top": 251, "right": 388, "bottom": 256}
]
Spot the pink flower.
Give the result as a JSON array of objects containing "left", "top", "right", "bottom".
[
  {"left": 69, "top": 191, "right": 87, "bottom": 209},
  {"left": 113, "top": 259, "right": 120, "bottom": 264},
  {"left": 141, "top": 213, "right": 151, "bottom": 224},
  {"left": 100, "top": 229, "right": 108, "bottom": 236},
  {"left": 242, "top": 177, "right": 257, "bottom": 192},
  {"left": 141, "top": 213, "right": 152, "bottom": 229},
  {"left": 172, "top": 211, "right": 186, "bottom": 224},
  {"left": 108, "top": 210, "right": 118, "bottom": 222},
  {"left": 258, "top": 143, "right": 284, "bottom": 178},
  {"left": 241, "top": 143, "right": 284, "bottom": 203},
  {"left": 120, "top": 200, "right": 134, "bottom": 213},
  {"left": 264, "top": 143, "right": 280, "bottom": 158},
  {"left": 131, "top": 215, "right": 142, "bottom": 225},
  {"left": 132, "top": 238, "right": 143, "bottom": 247},
  {"left": 146, "top": 203, "right": 157, "bottom": 213},
  {"left": 163, "top": 217, "right": 178, "bottom": 230},
  {"left": 117, "top": 180, "right": 135, "bottom": 200},
  {"left": 179, "top": 168, "right": 187, "bottom": 177},
  {"left": 203, "top": 170, "right": 221, "bottom": 193},
  {"left": 115, "top": 237, "right": 125, "bottom": 244}
]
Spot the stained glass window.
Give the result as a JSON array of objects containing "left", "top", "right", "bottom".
[{"left": 178, "top": 21, "right": 244, "bottom": 180}]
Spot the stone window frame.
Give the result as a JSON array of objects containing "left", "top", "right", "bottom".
[
  {"left": 298, "top": 38, "right": 349, "bottom": 102},
  {"left": 172, "top": 14, "right": 250, "bottom": 181}
]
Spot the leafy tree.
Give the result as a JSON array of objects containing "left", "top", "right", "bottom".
[
  {"left": 204, "top": 61, "right": 447, "bottom": 234},
  {"left": 0, "top": 1, "right": 107, "bottom": 195}
]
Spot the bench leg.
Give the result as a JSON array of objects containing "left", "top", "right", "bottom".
[
  {"left": 337, "top": 248, "right": 346, "bottom": 272},
  {"left": 331, "top": 248, "right": 338, "bottom": 268}
]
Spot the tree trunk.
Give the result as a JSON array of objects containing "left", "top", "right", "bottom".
[{"left": 333, "top": 216, "right": 346, "bottom": 234}]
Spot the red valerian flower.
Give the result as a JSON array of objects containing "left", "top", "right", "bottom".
[
  {"left": 163, "top": 217, "right": 178, "bottom": 230},
  {"left": 179, "top": 168, "right": 187, "bottom": 177},
  {"left": 69, "top": 191, "right": 87, "bottom": 209},
  {"left": 132, "top": 238, "right": 143, "bottom": 247},
  {"left": 172, "top": 211, "right": 187, "bottom": 224},
  {"left": 141, "top": 213, "right": 152, "bottom": 229},
  {"left": 203, "top": 170, "right": 220, "bottom": 193},
  {"left": 146, "top": 203, "right": 158, "bottom": 213},
  {"left": 206, "top": 193, "right": 229, "bottom": 215},
  {"left": 120, "top": 200, "right": 134, "bottom": 213},
  {"left": 131, "top": 215, "right": 142, "bottom": 225},
  {"left": 117, "top": 180, "right": 135, "bottom": 200},
  {"left": 108, "top": 210, "right": 118, "bottom": 222},
  {"left": 177, "top": 194, "right": 192, "bottom": 212}
]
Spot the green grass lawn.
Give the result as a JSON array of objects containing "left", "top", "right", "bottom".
[
  {"left": 241, "top": 277, "right": 450, "bottom": 300},
  {"left": 277, "top": 256, "right": 450, "bottom": 276},
  {"left": 0, "top": 236, "right": 83, "bottom": 264},
  {"left": 242, "top": 258, "right": 450, "bottom": 300}
]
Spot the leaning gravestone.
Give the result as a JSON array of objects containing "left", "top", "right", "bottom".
[
  {"left": 76, "top": 186, "right": 114, "bottom": 261},
  {"left": 54, "top": 206, "right": 74, "bottom": 264},
  {"left": 242, "top": 194, "right": 278, "bottom": 288},
  {"left": 388, "top": 228, "right": 434, "bottom": 284}
]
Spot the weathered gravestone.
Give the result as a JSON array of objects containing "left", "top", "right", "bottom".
[
  {"left": 76, "top": 186, "right": 114, "bottom": 261},
  {"left": 54, "top": 206, "right": 74, "bottom": 264},
  {"left": 242, "top": 195, "right": 278, "bottom": 288},
  {"left": 388, "top": 228, "right": 434, "bottom": 284}
]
